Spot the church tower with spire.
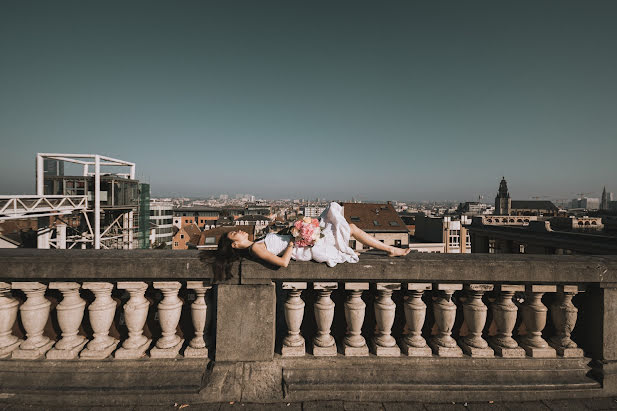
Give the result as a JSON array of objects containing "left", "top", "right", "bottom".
[{"left": 495, "top": 177, "right": 511, "bottom": 215}]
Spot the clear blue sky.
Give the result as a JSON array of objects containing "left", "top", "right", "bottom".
[{"left": 1, "top": 1, "right": 616, "bottom": 202}]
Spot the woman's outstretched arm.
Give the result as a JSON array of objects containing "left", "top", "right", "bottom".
[
  {"left": 349, "top": 223, "right": 411, "bottom": 256},
  {"left": 250, "top": 241, "right": 295, "bottom": 267}
]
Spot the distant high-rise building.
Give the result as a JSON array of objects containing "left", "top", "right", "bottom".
[
  {"left": 601, "top": 186, "right": 610, "bottom": 210},
  {"left": 571, "top": 197, "right": 600, "bottom": 210}
]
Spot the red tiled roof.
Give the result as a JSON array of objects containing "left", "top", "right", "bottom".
[{"left": 342, "top": 203, "right": 409, "bottom": 233}]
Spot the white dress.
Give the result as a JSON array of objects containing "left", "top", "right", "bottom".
[{"left": 256, "top": 202, "right": 359, "bottom": 267}]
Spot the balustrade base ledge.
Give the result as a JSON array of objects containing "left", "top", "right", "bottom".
[
  {"left": 428, "top": 341, "right": 463, "bottom": 358},
  {"left": 520, "top": 344, "right": 557, "bottom": 358},
  {"left": 459, "top": 341, "right": 495, "bottom": 358},
  {"left": 46, "top": 340, "right": 88, "bottom": 360},
  {"left": 488, "top": 342, "right": 526, "bottom": 358},
  {"left": 184, "top": 346, "right": 209, "bottom": 359},
  {"left": 344, "top": 344, "right": 369, "bottom": 357},
  {"left": 0, "top": 356, "right": 610, "bottom": 405},
  {"left": 400, "top": 340, "right": 432, "bottom": 357},
  {"left": 11, "top": 341, "right": 54, "bottom": 360},
  {"left": 548, "top": 343, "right": 584, "bottom": 358},
  {"left": 150, "top": 339, "right": 184, "bottom": 359},
  {"left": 370, "top": 340, "right": 401, "bottom": 357},
  {"left": 312, "top": 344, "right": 337, "bottom": 357},
  {"left": 114, "top": 339, "right": 150, "bottom": 359},
  {"left": 80, "top": 340, "right": 120, "bottom": 360},
  {"left": 282, "top": 341, "right": 305, "bottom": 357},
  {"left": 0, "top": 341, "right": 21, "bottom": 359}
]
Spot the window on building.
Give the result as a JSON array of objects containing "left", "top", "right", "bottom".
[
  {"left": 350, "top": 216, "right": 360, "bottom": 222},
  {"left": 489, "top": 240, "right": 496, "bottom": 254},
  {"left": 180, "top": 234, "right": 184, "bottom": 239},
  {"left": 389, "top": 221, "right": 399, "bottom": 226},
  {"left": 373, "top": 220, "right": 380, "bottom": 226},
  {"left": 174, "top": 242, "right": 179, "bottom": 247},
  {"left": 205, "top": 237, "right": 216, "bottom": 244}
]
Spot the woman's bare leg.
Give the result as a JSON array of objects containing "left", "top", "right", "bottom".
[{"left": 349, "top": 224, "right": 411, "bottom": 257}]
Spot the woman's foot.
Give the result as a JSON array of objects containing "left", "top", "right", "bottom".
[{"left": 388, "top": 247, "right": 411, "bottom": 257}]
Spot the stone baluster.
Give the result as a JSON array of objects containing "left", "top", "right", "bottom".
[
  {"left": 549, "top": 285, "right": 584, "bottom": 357},
  {"left": 0, "top": 282, "right": 21, "bottom": 358},
  {"left": 312, "top": 282, "right": 337, "bottom": 356},
  {"left": 343, "top": 282, "right": 369, "bottom": 356},
  {"left": 429, "top": 283, "right": 463, "bottom": 357},
  {"left": 115, "top": 282, "right": 151, "bottom": 359},
  {"left": 401, "top": 283, "right": 432, "bottom": 356},
  {"left": 11, "top": 282, "right": 53, "bottom": 359},
  {"left": 151, "top": 282, "right": 184, "bottom": 358},
  {"left": 459, "top": 284, "right": 494, "bottom": 357},
  {"left": 80, "top": 282, "right": 119, "bottom": 359},
  {"left": 372, "top": 283, "right": 401, "bottom": 356},
  {"left": 47, "top": 282, "right": 87, "bottom": 359},
  {"left": 281, "top": 282, "right": 307, "bottom": 357},
  {"left": 489, "top": 284, "right": 525, "bottom": 357},
  {"left": 185, "top": 281, "right": 212, "bottom": 358},
  {"left": 519, "top": 285, "right": 556, "bottom": 357}
]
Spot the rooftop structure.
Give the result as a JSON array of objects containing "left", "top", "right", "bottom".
[{"left": 1, "top": 154, "right": 147, "bottom": 249}]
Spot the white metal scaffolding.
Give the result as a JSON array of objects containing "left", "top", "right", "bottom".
[{"left": 0, "top": 153, "right": 138, "bottom": 249}]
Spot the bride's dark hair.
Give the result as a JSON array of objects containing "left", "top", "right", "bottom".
[{"left": 212, "top": 232, "right": 249, "bottom": 282}]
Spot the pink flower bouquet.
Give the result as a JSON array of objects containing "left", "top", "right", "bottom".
[{"left": 291, "top": 217, "right": 322, "bottom": 247}]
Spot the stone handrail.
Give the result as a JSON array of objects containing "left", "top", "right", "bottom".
[
  {"left": 242, "top": 252, "right": 617, "bottom": 284},
  {"left": 0, "top": 249, "right": 213, "bottom": 280}
]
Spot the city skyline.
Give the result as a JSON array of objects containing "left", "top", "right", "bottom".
[{"left": 1, "top": 1, "right": 616, "bottom": 200}]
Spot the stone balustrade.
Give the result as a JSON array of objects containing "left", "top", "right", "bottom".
[
  {"left": 2, "top": 249, "right": 617, "bottom": 404},
  {"left": 277, "top": 281, "right": 585, "bottom": 359},
  {"left": 0, "top": 280, "right": 212, "bottom": 360}
]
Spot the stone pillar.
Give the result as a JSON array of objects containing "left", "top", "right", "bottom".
[
  {"left": 591, "top": 286, "right": 617, "bottom": 394},
  {"left": 400, "top": 283, "right": 432, "bottom": 356},
  {"left": 150, "top": 282, "right": 184, "bottom": 358},
  {"left": 343, "top": 282, "right": 369, "bottom": 356},
  {"left": 281, "top": 282, "right": 307, "bottom": 357},
  {"left": 11, "top": 282, "right": 53, "bottom": 359},
  {"left": 519, "top": 285, "right": 556, "bottom": 357},
  {"left": 216, "top": 284, "right": 275, "bottom": 362},
  {"left": 80, "top": 282, "right": 119, "bottom": 359},
  {"left": 371, "top": 283, "right": 401, "bottom": 356},
  {"left": 185, "top": 281, "right": 211, "bottom": 358},
  {"left": 313, "top": 282, "right": 337, "bottom": 356},
  {"left": 489, "top": 284, "right": 525, "bottom": 357},
  {"left": 0, "top": 282, "right": 21, "bottom": 358},
  {"left": 429, "top": 283, "right": 463, "bottom": 357},
  {"left": 549, "top": 285, "right": 584, "bottom": 357},
  {"left": 114, "top": 282, "right": 151, "bottom": 359},
  {"left": 47, "top": 282, "right": 87, "bottom": 359},
  {"left": 459, "top": 284, "right": 494, "bottom": 357}
]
